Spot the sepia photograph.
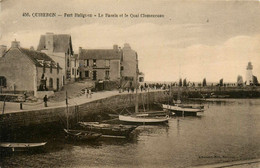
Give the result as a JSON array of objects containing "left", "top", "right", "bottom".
[{"left": 0, "top": 0, "right": 260, "bottom": 167}]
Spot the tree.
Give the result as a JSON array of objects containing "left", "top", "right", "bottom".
[
  {"left": 237, "top": 75, "right": 243, "bottom": 86},
  {"left": 202, "top": 78, "right": 207, "bottom": 87},
  {"left": 183, "top": 78, "right": 187, "bottom": 87},
  {"left": 253, "top": 76, "right": 259, "bottom": 86},
  {"left": 219, "top": 78, "right": 223, "bottom": 86},
  {"left": 179, "top": 78, "right": 182, "bottom": 87}
]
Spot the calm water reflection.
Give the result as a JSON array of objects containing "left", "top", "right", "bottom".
[{"left": 1, "top": 99, "right": 260, "bottom": 168}]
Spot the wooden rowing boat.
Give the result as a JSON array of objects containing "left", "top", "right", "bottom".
[
  {"left": 78, "top": 122, "right": 138, "bottom": 138},
  {"left": 119, "top": 115, "right": 169, "bottom": 124},
  {"left": 64, "top": 129, "right": 102, "bottom": 141},
  {"left": 0, "top": 142, "right": 47, "bottom": 151}
]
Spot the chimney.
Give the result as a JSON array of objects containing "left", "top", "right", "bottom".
[
  {"left": 123, "top": 43, "right": 131, "bottom": 49},
  {"left": 0, "top": 45, "right": 7, "bottom": 57},
  {"left": 79, "top": 47, "right": 82, "bottom": 53},
  {"left": 45, "top": 32, "right": 54, "bottom": 52},
  {"left": 11, "top": 39, "right": 20, "bottom": 48},
  {"left": 247, "top": 62, "right": 253, "bottom": 70},
  {"left": 113, "top": 44, "right": 118, "bottom": 51}
]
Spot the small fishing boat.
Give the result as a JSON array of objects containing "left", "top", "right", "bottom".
[
  {"left": 162, "top": 104, "right": 203, "bottom": 116},
  {"left": 64, "top": 129, "right": 102, "bottom": 140},
  {"left": 0, "top": 142, "right": 47, "bottom": 152},
  {"left": 119, "top": 115, "right": 169, "bottom": 124},
  {"left": 136, "top": 110, "right": 172, "bottom": 117},
  {"left": 78, "top": 122, "right": 138, "bottom": 138},
  {"left": 162, "top": 104, "right": 203, "bottom": 112},
  {"left": 176, "top": 104, "right": 204, "bottom": 109},
  {"left": 63, "top": 91, "right": 102, "bottom": 141}
]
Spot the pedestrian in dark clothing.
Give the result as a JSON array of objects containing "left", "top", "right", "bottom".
[
  {"left": 43, "top": 95, "right": 48, "bottom": 107},
  {"left": 141, "top": 85, "right": 144, "bottom": 92}
]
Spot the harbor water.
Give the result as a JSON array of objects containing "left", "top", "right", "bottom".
[{"left": 1, "top": 99, "right": 260, "bottom": 168}]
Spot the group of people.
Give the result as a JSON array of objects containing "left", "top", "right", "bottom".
[{"left": 85, "top": 88, "right": 92, "bottom": 98}]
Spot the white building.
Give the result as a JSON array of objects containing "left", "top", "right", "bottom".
[{"left": 246, "top": 62, "right": 253, "bottom": 85}]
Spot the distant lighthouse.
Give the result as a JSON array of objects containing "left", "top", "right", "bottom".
[{"left": 246, "top": 62, "right": 253, "bottom": 85}]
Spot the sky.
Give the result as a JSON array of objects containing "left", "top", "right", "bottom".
[{"left": 0, "top": 0, "right": 260, "bottom": 83}]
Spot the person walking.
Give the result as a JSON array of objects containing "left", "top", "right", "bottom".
[
  {"left": 43, "top": 95, "right": 48, "bottom": 107},
  {"left": 85, "top": 88, "right": 89, "bottom": 98}
]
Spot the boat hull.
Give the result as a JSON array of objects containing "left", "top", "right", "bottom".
[
  {"left": 64, "top": 129, "right": 102, "bottom": 141},
  {"left": 162, "top": 104, "right": 203, "bottom": 116},
  {"left": 0, "top": 142, "right": 47, "bottom": 152},
  {"left": 119, "top": 115, "right": 169, "bottom": 124},
  {"left": 78, "top": 122, "right": 137, "bottom": 138}
]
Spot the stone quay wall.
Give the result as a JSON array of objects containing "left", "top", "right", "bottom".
[{"left": 0, "top": 91, "right": 168, "bottom": 133}]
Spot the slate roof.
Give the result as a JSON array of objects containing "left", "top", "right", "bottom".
[
  {"left": 79, "top": 49, "right": 121, "bottom": 60},
  {"left": 37, "top": 34, "right": 73, "bottom": 54},
  {"left": 19, "top": 48, "right": 61, "bottom": 69}
]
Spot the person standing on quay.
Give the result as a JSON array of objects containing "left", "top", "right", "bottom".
[
  {"left": 85, "top": 88, "right": 89, "bottom": 98},
  {"left": 89, "top": 89, "right": 92, "bottom": 98},
  {"left": 43, "top": 95, "right": 48, "bottom": 107}
]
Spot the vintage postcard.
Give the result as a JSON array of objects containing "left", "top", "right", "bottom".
[{"left": 0, "top": 0, "right": 260, "bottom": 168}]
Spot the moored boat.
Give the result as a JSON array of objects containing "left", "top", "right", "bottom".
[
  {"left": 162, "top": 104, "right": 203, "bottom": 116},
  {"left": 119, "top": 115, "right": 169, "bottom": 124},
  {"left": 64, "top": 129, "right": 102, "bottom": 141},
  {"left": 78, "top": 122, "right": 138, "bottom": 138},
  {"left": 0, "top": 142, "right": 47, "bottom": 152}
]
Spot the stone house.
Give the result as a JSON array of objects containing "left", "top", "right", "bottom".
[
  {"left": 37, "top": 32, "right": 73, "bottom": 84},
  {"left": 77, "top": 43, "right": 142, "bottom": 88},
  {"left": 0, "top": 40, "right": 62, "bottom": 96},
  {"left": 120, "top": 43, "right": 139, "bottom": 88},
  {"left": 78, "top": 45, "right": 121, "bottom": 82}
]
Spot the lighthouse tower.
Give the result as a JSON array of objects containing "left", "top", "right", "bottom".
[{"left": 246, "top": 62, "right": 253, "bottom": 85}]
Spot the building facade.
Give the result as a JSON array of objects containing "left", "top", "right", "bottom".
[
  {"left": 120, "top": 43, "right": 139, "bottom": 88},
  {"left": 70, "top": 54, "right": 80, "bottom": 81},
  {"left": 0, "top": 40, "right": 62, "bottom": 95},
  {"left": 77, "top": 43, "right": 142, "bottom": 88},
  {"left": 37, "top": 32, "right": 73, "bottom": 84},
  {"left": 78, "top": 45, "right": 121, "bottom": 82}
]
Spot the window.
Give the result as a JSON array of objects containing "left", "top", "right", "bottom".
[
  {"left": 121, "top": 66, "right": 124, "bottom": 71},
  {"left": 67, "top": 58, "right": 70, "bottom": 68},
  {"left": 85, "top": 59, "right": 89, "bottom": 66},
  {"left": 0, "top": 76, "right": 6, "bottom": 87},
  {"left": 57, "top": 63, "right": 59, "bottom": 74},
  {"left": 72, "top": 68, "right": 75, "bottom": 75},
  {"left": 85, "top": 71, "right": 89, "bottom": 78},
  {"left": 105, "top": 60, "right": 110, "bottom": 67},
  {"left": 105, "top": 70, "right": 110, "bottom": 79},
  {"left": 139, "top": 77, "right": 144, "bottom": 82},
  {"left": 93, "top": 59, "right": 96, "bottom": 66},
  {"left": 66, "top": 70, "right": 71, "bottom": 79},
  {"left": 50, "top": 65, "right": 52, "bottom": 73}
]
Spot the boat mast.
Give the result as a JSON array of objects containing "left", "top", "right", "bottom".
[
  {"left": 135, "top": 58, "right": 139, "bottom": 113},
  {"left": 66, "top": 91, "right": 69, "bottom": 130}
]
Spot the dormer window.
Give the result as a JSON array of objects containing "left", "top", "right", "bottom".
[{"left": 37, "top": 59, "right": 44, "bottom": 66}]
